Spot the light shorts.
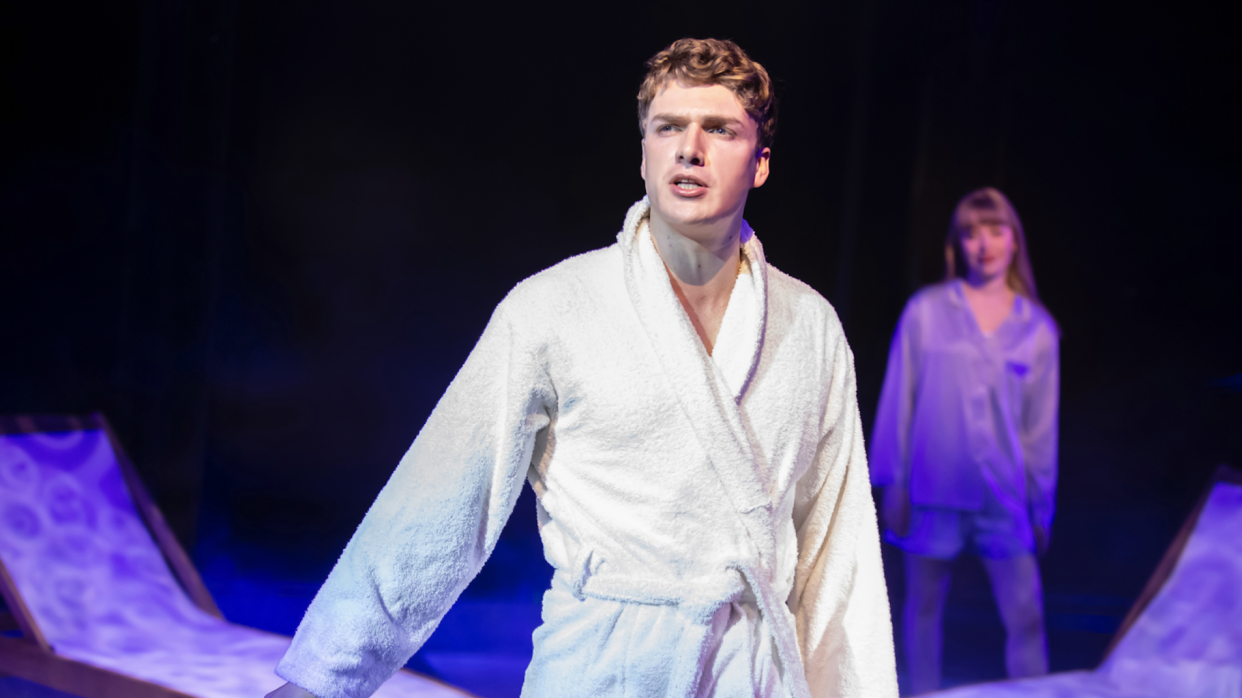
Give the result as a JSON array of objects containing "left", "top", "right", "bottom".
[{"left": 884, "top": 493, "right": 1035, "bottom": 561}]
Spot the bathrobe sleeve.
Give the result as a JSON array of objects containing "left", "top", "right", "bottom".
[
  {"left": 868, "top": 299, "right": 920, "bottom": 488},
  {"left": 791, "top": 330, "right": 899, "bottom": 698},
  {"left": 276, "top": 295, "right": 556, "bottom": 698},
  {"left": 1022, "top": 324, "right": 1059, "bottom": 535}
]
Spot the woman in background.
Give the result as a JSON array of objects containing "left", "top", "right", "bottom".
[{"left": 871, "top": 187, "right": 1059, "bottom": 693}]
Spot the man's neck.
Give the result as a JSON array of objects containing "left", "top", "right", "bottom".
[{"left": 648, "top": 209, "right": 743, "bottom": 355}]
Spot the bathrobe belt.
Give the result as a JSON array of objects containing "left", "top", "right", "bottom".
[{"left": 561, "top": 551, "right": 808, "bottom": 698}]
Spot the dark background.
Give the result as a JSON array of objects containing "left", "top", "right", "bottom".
[{"left": 3, "top": 0, "right": 1239, "bottom": 694}]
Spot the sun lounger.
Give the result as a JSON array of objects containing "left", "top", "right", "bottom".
[{"left": 0, "top": 414, "right": 474, "bottom": 698}]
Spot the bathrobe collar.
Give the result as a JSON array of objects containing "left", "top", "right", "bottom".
[{"left": 618, "top": 197, "right": 769, "bottom": 404}]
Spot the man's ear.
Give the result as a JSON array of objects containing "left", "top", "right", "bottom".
[
  {"left": 752, "top": 147, "right": 771, "bottom": 189},
  {"left": 640, "top": 138, "right": 648, "bottom": 182}
]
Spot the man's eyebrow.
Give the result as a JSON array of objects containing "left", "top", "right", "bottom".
[{"left": 649, "top": 112, "right": 745, "bottom": 125}]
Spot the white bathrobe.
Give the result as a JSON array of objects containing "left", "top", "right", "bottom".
[{"left": 277, "top": 199, "right": 897, "bottom": 698}]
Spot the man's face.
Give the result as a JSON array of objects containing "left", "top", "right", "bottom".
[{"left": 641, "top": 81, "right": 770, "bottom": 239}]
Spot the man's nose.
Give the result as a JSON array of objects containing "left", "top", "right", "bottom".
[{"left": 676, "top": 124, "right": 706, "bottom": 166}]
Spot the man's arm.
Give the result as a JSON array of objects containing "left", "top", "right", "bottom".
[
  {"left": 275, "top": 297, "right": 555, "bottom": 698},
  {"left": 790, "top": 330, "right": 898, "bottom": 698}
]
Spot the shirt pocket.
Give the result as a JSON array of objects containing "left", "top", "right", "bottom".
[
  {"left": 1005, "top": 360, "right": 1030, "bottom": 378},
  {"left": 1002, "top": 360, "right": 1032, "bottom": 420}
]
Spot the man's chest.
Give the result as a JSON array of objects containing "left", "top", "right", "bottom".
[{"left": 540, "top": 306, "right": 826, "bottom": 490}]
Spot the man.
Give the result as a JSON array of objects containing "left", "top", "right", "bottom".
[{"left": 268, "top": 38, "right": 896, "bottom": 698}]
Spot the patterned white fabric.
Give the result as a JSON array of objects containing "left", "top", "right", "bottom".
[
  {"left": 928, "top": 482, "right": 1242, "bottom": 698},
  {"left": 0, "top": 429, "right": 467, "bottom": 698}
]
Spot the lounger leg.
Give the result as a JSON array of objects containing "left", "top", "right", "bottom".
[
  {"left": 903, "top": 552, "right": 952, "bottom": 694},
  {"left": 981, "top": 553, "right": 1049, "bottom": 679}
]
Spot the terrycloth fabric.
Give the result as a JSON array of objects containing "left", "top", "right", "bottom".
[
  {"left": 869, "top": 281, "right": 1060, "bottom": 535},
  {"left": 278, "top": 198, "right": 898, "bottom": 698},
  {"left": 0, "top": 429, "right": 464, "bottom": 698}
]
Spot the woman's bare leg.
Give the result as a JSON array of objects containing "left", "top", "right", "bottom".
[
  {"left": 904, "top": 552, "right": 953, "bottom": 694},
  {"left": 981, "top": 553, "right": 1049, "bottom": 678}
]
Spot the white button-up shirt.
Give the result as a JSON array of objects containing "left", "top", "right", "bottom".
[{"left": 869, "top": 280, "right": 1060, "bottom": 533}]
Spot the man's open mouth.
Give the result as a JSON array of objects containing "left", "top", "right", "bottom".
[{"left": 674, "top": 179, "right": 704, "bottom": 191}]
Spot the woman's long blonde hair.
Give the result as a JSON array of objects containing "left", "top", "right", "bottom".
[{"left": 944, "top": 187, "right": 1041, "bottom": 302}]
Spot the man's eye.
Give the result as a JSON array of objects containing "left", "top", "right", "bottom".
[
  {"left": 708, "top": 127, "right": 728, "bottom": 135},
  {"left": 658, "top": 124, "right": 677, "bottom": 132}
]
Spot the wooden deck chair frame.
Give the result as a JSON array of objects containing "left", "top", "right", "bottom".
[{"left": 0, "top": 412, "right": 218, "bottom": 698}]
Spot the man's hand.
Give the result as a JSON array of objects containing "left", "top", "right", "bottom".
[
  {"left": 1033, "top": 523, "right": 1051, "bottom": 557},
  {"left": 265, "top": 682, "right": 319, "bottom": 698},
  {"left": 882, "top": 485, "right": 911, "bottom": 538}
]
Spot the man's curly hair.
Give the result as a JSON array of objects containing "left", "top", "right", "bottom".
[{"left": 637, "top": 38, "right": 777, "bottom": 151}]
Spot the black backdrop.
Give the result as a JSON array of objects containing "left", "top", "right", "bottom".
[{"left": 3, "top": 0, "right": 1239, "bottom": 684}]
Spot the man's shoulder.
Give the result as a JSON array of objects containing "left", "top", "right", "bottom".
[
  {"left": 766, "top": 263, "right": 844, "bottom": 338},
  {"left": 499, "top": 243, "right": 621, "bottom": 314}
]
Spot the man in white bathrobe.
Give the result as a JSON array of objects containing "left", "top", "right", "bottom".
[{"left": 268, "top": 38, "right": 897, "bottom": 698}]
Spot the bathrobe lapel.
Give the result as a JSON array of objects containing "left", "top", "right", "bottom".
[
  {"left": 617, "top": 198, "right": 812, "bottom": 698},
  {"left": 618, "top": 198, "right": 773, "bottom": 561}
]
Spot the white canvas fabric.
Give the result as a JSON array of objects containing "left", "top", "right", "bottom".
[{"left": 277, "top": 198, "right": 898, "bottom": 698}]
